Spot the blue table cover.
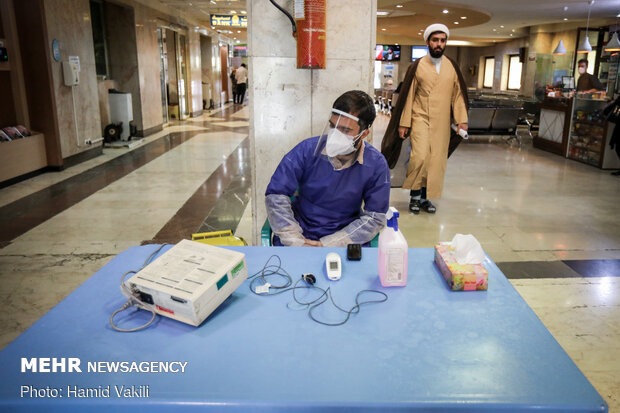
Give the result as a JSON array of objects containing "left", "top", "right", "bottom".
[{"left": 0, "top": 245, "right": 608, "bottom": 412}]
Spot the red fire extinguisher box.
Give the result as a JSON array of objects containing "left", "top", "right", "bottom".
[{"left": 295, "top": 0, "right": 326, "bottom": 69}]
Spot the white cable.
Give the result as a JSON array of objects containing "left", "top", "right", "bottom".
[
  {"left": 71, "top": 85, "right": 82, "bottom": 147},
  {"left": 109, "top": 244, "right": 168, "bottom": 332}
]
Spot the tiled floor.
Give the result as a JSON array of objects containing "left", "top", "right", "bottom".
[{"left": 0, "top": 107, "right": 618, "bottom": 410}]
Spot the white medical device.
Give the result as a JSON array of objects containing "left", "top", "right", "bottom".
[
  {"left": 325, "top": 252, "right": 342, "bottom": 280},
  {"left": 124, "top": 239, "right": 248, "bottom": 326},
  {"left": 62, "top": 61, "right": 80, "bottom": 86}
]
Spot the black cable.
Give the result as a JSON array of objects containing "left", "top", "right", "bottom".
[
  {"left": 268, "top": 0, "right": 297, "bottom": 37},
  {"left": 248, "top": 254, "right": 388, "bottom": 326},
  {"left": 248, "top": 255, "right": 293, "bottom": 293},
  {"left": 308, "top": 289, "right": 387, "bottom": 327}
]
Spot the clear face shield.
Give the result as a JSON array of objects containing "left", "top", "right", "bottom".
[{"left": 314, "top": 108, "right": 365, "bottom": 170}]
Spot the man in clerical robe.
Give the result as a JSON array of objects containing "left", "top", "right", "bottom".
[{"left": 396, "top": 24, "right": 468, "bottom": 214}]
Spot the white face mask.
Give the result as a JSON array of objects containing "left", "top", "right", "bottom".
[
  {"left": 325, "top": 128, "right": 361, "bottom": 157},
  {"left": 578, "top": 66, "right": 586, "bottom": 74}
]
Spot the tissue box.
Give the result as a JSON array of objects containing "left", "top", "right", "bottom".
[{"left": 434, "top": 243, "right": 488, "bottom": 291}]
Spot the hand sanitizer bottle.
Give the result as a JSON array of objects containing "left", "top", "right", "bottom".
[{"left": 378, "top": 207, "right": 408, "bottom": 287}]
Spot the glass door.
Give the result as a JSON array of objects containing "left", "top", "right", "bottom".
[
  {"left": 177, "top": 34, "right": 190, "bottom": 120},
  {"left": 157, "top": 28, "right": 169, "bottom": 124}
]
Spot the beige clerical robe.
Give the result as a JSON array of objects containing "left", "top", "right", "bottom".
[{"left": 399, "top": 55, "right": 468, "bottom": 199}]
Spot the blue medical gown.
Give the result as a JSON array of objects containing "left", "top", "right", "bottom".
[{"left": 265, "top": 136, "right": 391, "bottom": 245}]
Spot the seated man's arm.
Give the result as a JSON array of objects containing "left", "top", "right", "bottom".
[
  {"left": 265, "top": 141, "right": 308, "bottom": 246},
  {"left": 320, "top": 209, "right": 387, "bottom": 247},
  {"left": 265, "top": 194, "right": 305, "bottom": 246},
  {"left": 320, "top": 161, "right": 391, "bottom": 247}
]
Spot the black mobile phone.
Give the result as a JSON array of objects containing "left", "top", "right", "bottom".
[{"left": 347, "top": 244, "right": 362, "bottom": 261}]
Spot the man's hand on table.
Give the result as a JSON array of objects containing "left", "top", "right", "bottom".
[{"left": 303, "top": 239, "right": 323, "bottom": 247}]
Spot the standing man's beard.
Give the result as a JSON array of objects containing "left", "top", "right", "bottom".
[{"left": 428, "top": 46, "right": 444, "bottom": 58}]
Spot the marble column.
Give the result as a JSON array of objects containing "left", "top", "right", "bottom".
[
  {"left": 43, "top": 0, "right": 102, "bottom": 158},
  {"left": 105, "top": 2, "right": 142, "bottom": 131},
  {"left": 200, "top": 35, "right": 213, "bottom": 108},
  {"left": 249, "top": 0, "right": 377, "bottom": 244},
  {"left": 211, "top": 40, "right": 224, "bottom": 108}
]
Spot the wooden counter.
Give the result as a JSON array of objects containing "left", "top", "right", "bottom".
[{"left": 0, "top": 133, "right": 47, "bottom": 183}]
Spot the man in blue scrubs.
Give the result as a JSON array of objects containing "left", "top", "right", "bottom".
[{"left": 265, "top": 90, "right": 391, "bottom": 247}]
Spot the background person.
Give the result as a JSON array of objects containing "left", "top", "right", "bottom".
[
  {"left": 235, "top": 63, "right": 248, "bottom": 104},
  {"left": 230, "top": 66, "right": 238, "bottom": 104},
  {"left": 576, "top": 59, "right": 605, "bottom": 93},
  {"left": 603, "top": 94, "right": 620, "bottom": 176},
  {"left": 382, "top": 23, "right": 468, "bottom": 215}
]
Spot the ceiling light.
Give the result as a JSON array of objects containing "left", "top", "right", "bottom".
[
  {"left": 237, "top": 30, "right": 241, "bottom": 33},
  {"left": 188, "top": 2, "right": 192, "bottom": 5},
  {"left": 377, "top": 11, "right": 389, "bottom": 16},
  {"left": 512, "top": 29, "right": 516, "bottom": 32},
  {"left": 241, "top": 10, "right": 247, "bottom": 14},
  {"left": 563, "top": 18, "right": 568, "bottom": 20},
  {"left": 553, "top": 39, "right": 567, "bottom": 55},
  {"left": 460, "top": 16, "right": 467, "bottom": 19},
  {"left": 578, "top": 36, "right": 593, "bottom": 53},
  {"left": 500, "top": 25, "right": 504, "bottom": 28},
  {"left": 381, "top": 28, "right": 386, "bottom": 31},
  {"left": 604, "top": 32, "right": 620, "bottom": 51},
  {"left": 447, "top": 40, "right": 475, "bottom": 46},
  {"left": 510, "top": 34, "right": 513, "bottom": 36},
  {"left": 564, "top": 6, "right": 568, "bottom": 11},
  {"left": 442, "top": 9, "right": 449, "bottom": 14},
  {"left": 395, "top": 43, "right": 399, "bottom": 45},
  {"left": 578, "top": 0, "right": 594, "bottom": 53},
  {"left": 230, "top": 10, "right": 236, "bottom": 14},
  {"left": 396, "top": 4, "right": 403, "bottom": 7},
  {"left": 493, "top": 28, "right": 497, "bottom": 31},
  {"left": 454, "top": 21, "right": 459, "bottom": 24},
  {"left": 210, "top": 0, "right": 216, "bottom": 4}
]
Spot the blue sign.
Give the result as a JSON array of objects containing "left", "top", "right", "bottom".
[{"left": 52, "top": 39, "right": 61, "bottom": 62}]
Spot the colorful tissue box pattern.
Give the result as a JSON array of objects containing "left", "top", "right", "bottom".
[{"left": 434, "top": 243, "right": 488, "bottom": 291}]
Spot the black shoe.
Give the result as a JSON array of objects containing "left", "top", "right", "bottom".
[
  {"left": 409, "top": 199, "right": 421, "bottom": 214},
  {"left": 420, "top": 200, "right": 436, "bottom": 213},
  {"left": 612, "top": 170, "right": 620, "bottom": 176}
]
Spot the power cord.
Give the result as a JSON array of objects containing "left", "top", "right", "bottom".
[
  {"left": 248, "top": 255, "right": 388, "bottom": 326},
  {"left": 109, "top": 244, "right": 168, "bottom": 332},
  {"left": 268, "top": 0, "right": 297, "bottom": 37}
]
